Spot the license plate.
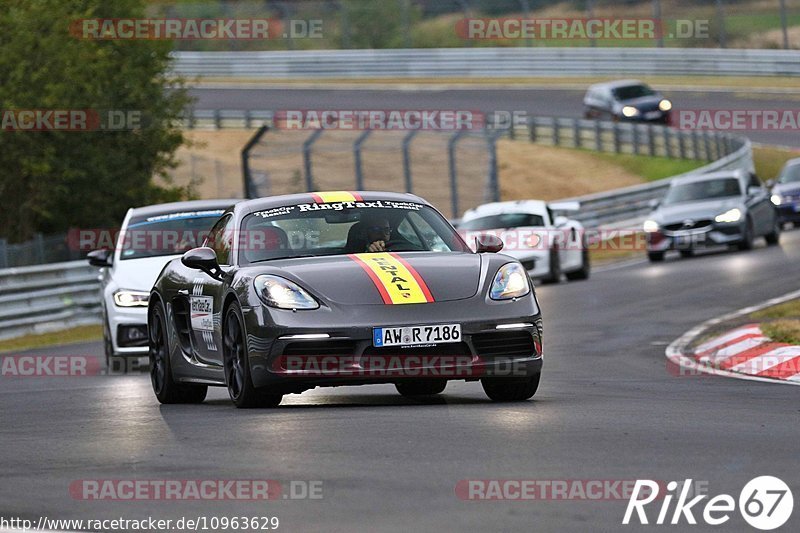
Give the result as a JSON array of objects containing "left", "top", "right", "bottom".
[
  {"left": 645, "top": 111, "right": 661, "bottom": 119},
  {"left": 373, "top": 324, "right": 461, "bottom": 347}
]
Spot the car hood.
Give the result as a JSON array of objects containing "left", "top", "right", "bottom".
[
  {"left": 615, "top": 95, "right": 663, "bottom": 110},
  {"left": 773, "top": 182, "right": 800, "bottom": 197},
  {"left": 251, "top": 252, "right": 481, "bottom": 305},
  {"left": 112, "top": 255, "right": 181, "bottom": 291},
  {"left": 654, "top": 198, "right": 742, "bottom": 224}
]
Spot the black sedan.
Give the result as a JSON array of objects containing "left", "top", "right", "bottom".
[
  {"left": 769, "top": 157, "right": 800, "bottom": 227},
  {"left": 643, "top": 170, "right": 780, "bottom": 262},
  {"left": 147, "top": 191, "right": 543, "bottom": 407}
]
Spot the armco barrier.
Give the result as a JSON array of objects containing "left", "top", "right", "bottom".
[
  {"left": 172, "top": 48, "right": 800, "bottom": 79},
  {"left": 0, "top": 261, "right": 102, "bottom": 340}
]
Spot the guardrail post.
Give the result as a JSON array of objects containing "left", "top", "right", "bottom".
[
  {"left": 552, "top": 118, "right": 561, "bottom": 146},
  {"left": 486, "top": 130, "right": 501, "bottom": 203},
  {"left": 632, "top": 125, "right": 640, "bottom": 155},
  {"left": 528, "top": 117, "right": 537, "bottom": 143},
  {"left": 241, "top": 125, "right": 270, "bottom": 199},
  {"left": 214, "top": 109, "right": 221, "bottom": 130},
  {"left": 594, "top": 121, "right": 602, "bottom": 151},
  {"left": 303, "top": 129, "right": 324, "bottom": 191},
  {"left": 715, "top": 134, "right": 723, "bottom": 159},
  {"left": 678, "top": 131, "right": 687, "bottom": 159},
  {"left": 703, "top": 132, "right": 712, "bottom": 161},
  {"left": 353, "top": 129, "right": 372, "bottom": 191},
  {"left": 244, "top": 110, "right": 252, "bottom": 129},
  {"left": 612, "top": 122, "right": 621, "bottom": 153},
  {"left": 663, "top": 127, "right": 673, "bottom": 158},
  {"left": 448, "top": 130, "right": 467, "bottom": 218},
  {"left": 572, "top": 119, "right": 581, "bottom": 148},
  {"left": 691, "top": 130, "right": 700, "bottom": 159},
  {"left": 648, "top": 125, "right": 656, "bottom": 156},
  {"left": 402, "top": 130, "right": 419, "bottom": 193}
]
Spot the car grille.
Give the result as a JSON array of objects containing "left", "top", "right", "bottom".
[
  {"left": 663, "top": 219, "right": 713, "bottom": 232},
  {"left": 472, "top": 331, "right": 537, "bottom": 358},
  {"left": 282, "top": 340, "right": 358, "bottom": 357}
]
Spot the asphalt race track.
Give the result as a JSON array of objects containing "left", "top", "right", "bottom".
[
  {"left": 2, "top": 229, "right": 799, "bottom": 532},
  {"left": 189, "top": 86, "right": 800, "bottom": 147}
]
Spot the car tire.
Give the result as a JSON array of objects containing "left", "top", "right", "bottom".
[
  {"left": 737, "top": 218, "right": 755, "bottom": 251},
  {"left": 565, "top": 247, "right": 590, "bottom": 281},
  {"left": 540, "top": 247, "right": 561, "bottom": 284},
  {"left": 149, "top": 301, "right": 208, "bottom": 404},
  {"left": 481, "top": 373, "right": 541, "bottom": 402},
  {"left": 647, "top": 251, "right": 665, "bottom": 262},
  {"left": 765, "top": 219, "right": 781, "bottom": 246},
  {"left": 223, "top": 302, "right": 282, "bottom": 409},
  {"left": 395, "top": 380, "right": 447, "bottom": 397}
]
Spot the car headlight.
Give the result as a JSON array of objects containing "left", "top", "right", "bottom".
[
  {"left": 714, "top": 208, "right": 742, "bottom": 223},
  {"left": 254, "top": 275, "right": 319, "bottom": 310},
  {"left": 643, "top": 220, "right": 660, "bottom": 233},
  {"left": 771, "top": 194, "right": 783, "bottom": 206},
  {"left": 658, "top": 99, "right": 672, "bottom": 112},
  {"left": 113, "top": 290, "right": 150, "bottom": 307},
  {"left": 622, "top": 106, "right": 639, "bottom": 118},
  {"left": 490, "top": 263, "right": 530, "bottom": 301}
]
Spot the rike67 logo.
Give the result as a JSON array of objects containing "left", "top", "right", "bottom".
[{"left": 623, "top": 477, "right": 793, "bottom": 530}]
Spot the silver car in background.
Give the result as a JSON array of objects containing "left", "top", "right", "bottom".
[{"left": 643, "top": 170, "right": 780, "bottom": 262}]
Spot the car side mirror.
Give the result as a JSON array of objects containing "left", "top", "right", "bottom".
[
  {"left": 553, "top": 215, "right": 569, "bottom": 227},
  {"left": 747, "top": 186, "right": 762, "bottom": 197},
  {"left": 87, "top": 249, "right": 112, "bottom": 267},
  {"left": 648, "top": 198, "right": 660, "bottom": 210},
  {"left": 182, "top": 247, "right": 223, "bottom": 279},
  {"left": 475, "top": 234, "right": 504, "bottom": 253},
  {"left": 765, "top": 179, "right": 776, "bottom": 188}
]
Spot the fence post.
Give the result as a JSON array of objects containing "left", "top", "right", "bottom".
[
  {"left": 572, "top": 119, "right": 581, "bottom": 148},
  {"left": 401, "top": 0, "right": 412, "bottom": 48},
  {"left": 402, "top": 130, "right": 419, "bottom": 193},
  {"left": 448, "top": 130, "right": 467, "bottom": 218},
  {"left": 648, "top": 125, "right": 656, "bottom": 156},
  {"left": 691, "top": 130, "right": 700, "bottom": 159},
  {"left": 214, "top": 109, "right": 221, "bottom": 130},
  {"left": 552, "top": 118, "right": 561, "bottom": 146},
  {"left": 353, "top": 129, "right": 372, "bottom": 191},
  {"left": 663, "top": 127, "right": 673, "bottom": 158},
  {"left": 612, "top": 122, "right": 621, "bottom": 153},
  {"left": 715, "top": 0, "right": 727, "bottom": 48},
  {"left": 594, "top": 120, "right": 602, "bottom": 151},
  {"left": 486, "top": 131, "right": 501, "bottom": 203},
  {"left": 632, "top": 124, "right": 640, "bottom": 155},
  {"left": 303, "top": 129, "right": 324, "bottom": 191},
  {"left": 0, "top": 238, "right": 7, "bottom": 269},
  {"left": 529, "top": 117, "right": 537, "bottom": 143},
  {"left": 271, "top": 1, "right": 294, "bottom": 50},
  {"left": 652, "top": 0, "right": 664, "bottom": 47},
  {"left": 678, "top": 130, "right": 686, "bottom": 159},
  {"left": 715, "top": 134, "right": 723, "bottom": 160},
  {"left": 587, "top": 0, "right": 596, "bottom": 48},
  {"left": 779, "top": 0, "right": 789, "bottom": 49},
  {"left": 518, "top": 0, "right": 533, "bottom": 47},
  {"left": 36, "top": 233, "right": 45, "bottom": 263},
  {"left": 241, "top": 125, "right": 270, "bottom": 199},
  {"left": 703, "top": 132, "right": 712, "bottom": 160}
]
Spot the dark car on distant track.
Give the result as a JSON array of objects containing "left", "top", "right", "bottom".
[
  {"left": 643, "top": 170, "right": 780, "bottom": 262},
  {"left": 769, "top": 157, "right": 800, "bottom": 227},
  {"left": 583, "top": 79, "right": 672, "bottom": 124},
  {"left": 147, "top": 191, "right": 543, "bottom": 408}
]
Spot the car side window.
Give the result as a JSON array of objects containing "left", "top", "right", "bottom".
[
  {"left": 748, "top": 173, "right": 762, "bottom": 190},
  {"left": 206, "top": 215, "right": 234, "bottom": 265}
]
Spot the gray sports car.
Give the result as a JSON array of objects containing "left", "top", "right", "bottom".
[
  {"left": 643, "top": 170, "right": 780, "bottom": 262},
  {"left": 148, "top": 191, "right": 543, "bottom": 407}
]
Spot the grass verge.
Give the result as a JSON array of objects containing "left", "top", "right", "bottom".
[
  {"left": 752, "top": 145, "right": 800, "bottom": 181},
  {"left": 750, "top": 299, "right": 800, "bottom": 346},
  {"left": 0, "top": 325, "right": 102, "bottom": 354},
  {"left": 591, "top": 152, "right": 704, "bottom": 181}
]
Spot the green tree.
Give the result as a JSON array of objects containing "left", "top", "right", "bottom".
[{"left": 0, "top": 0, "right": 190, "bottom": 242}]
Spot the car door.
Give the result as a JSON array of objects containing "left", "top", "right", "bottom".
[
  {"left": 189, "top": 214, "right": 234, "bottom": 366},
  {"left": 745, "top": 173, "right": 773, "bottom": 235}
]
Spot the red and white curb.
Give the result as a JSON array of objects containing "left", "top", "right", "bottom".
[{"left": 666, "top": 289, "right": 800, "bottom": 385}]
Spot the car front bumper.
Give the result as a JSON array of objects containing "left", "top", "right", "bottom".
[
  {"left": 107, "top": 306, "right": 149, "bottom": 356},
  {"left": 646, "top": 222, "right": 745, "bottom": 252},
  {"left": 243, "top": 298, "right": 543, "bottom": 392},
  {"left": 775, "top": 203, "right": 800, "bottom": 224}
]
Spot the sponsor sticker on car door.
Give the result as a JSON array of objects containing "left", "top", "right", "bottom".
[{"left": 190, "top": 296, "right": 214, "bottom": 331}]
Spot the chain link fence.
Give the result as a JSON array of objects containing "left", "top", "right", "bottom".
[{"left": 150, "top": 0, "right": 800, "bottom": 50}]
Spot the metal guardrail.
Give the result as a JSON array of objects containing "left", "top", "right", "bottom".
[
  {"left": 0, "top": 261, "right": 101, "bottom": 340},
  {"left": 172, "top": 48, "right": 800, "bottom": 79}
]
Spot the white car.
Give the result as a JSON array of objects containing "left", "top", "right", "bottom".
[
  {"left": 459, "top": 200, "right": 589, "bottom": 283},
  {"left": 87, "top": 199, "right": 235, "bottom": 369}
]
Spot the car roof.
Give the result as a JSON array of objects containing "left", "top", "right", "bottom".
[
  {"left": 780, "top": 157, "right": 800, "bottom": 169},
  {"left": 671, "top": 169, "right": 748, "bottom": 186},
  {"left": 587, "top": 79, "right": 647, "bottom": 91},
  {"left": 129, "top": 199, "right": 239, "bottom": 218},
  {"left": 462, "top": 200, "right": 548, "bottom": 220},
  {"left": 235, "top": 191, "right": 431, "bottom": 217}
]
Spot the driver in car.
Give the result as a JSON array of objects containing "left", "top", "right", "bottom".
[{"left": 365, "top": 218, "right": 392, "bottom": 252}]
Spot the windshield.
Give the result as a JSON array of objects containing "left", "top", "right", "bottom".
[
  {"left": 612, "top": 84, "right": 655, "bottom": 101},
  {"left": 459, "top": 213, "right": 545, "bottom": 230},
  {"left": 663, "top": 178, "right": 742, "bottom": 205},
  {"left": 119, "top": 210, "right": 226, "bottom": 260},
  {"left": 778, "top": 164, "right": 800, "bottom": 184},
  {"left": 238, "top": 202, "right": 469, "bottom": 264}
]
